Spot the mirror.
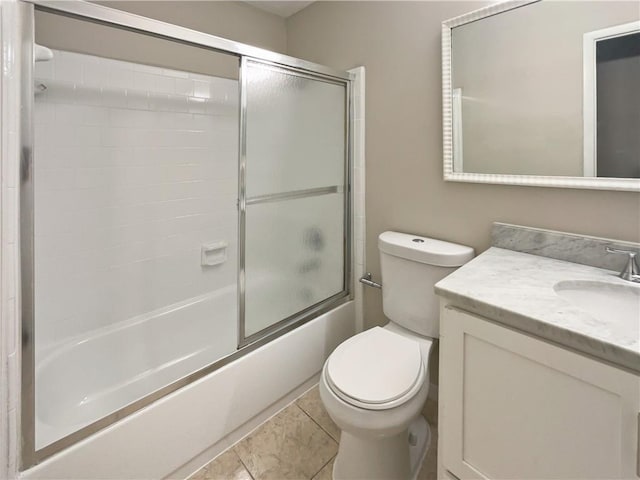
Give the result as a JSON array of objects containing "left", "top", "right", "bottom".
[{"left": 442, "top": 0, "right": 640, "bottom": 191}]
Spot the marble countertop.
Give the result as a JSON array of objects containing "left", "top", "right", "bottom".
[{"left": 435, "top": 247, "right": 640, "bottom": 373}]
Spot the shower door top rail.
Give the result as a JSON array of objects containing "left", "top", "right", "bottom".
[{"left": 26, "top": 0, "right": 354, "bottom": 81}]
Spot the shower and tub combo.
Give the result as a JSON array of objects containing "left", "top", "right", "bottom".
[{"left": 3, "top": 1, "right": 362, "bottom": 477}]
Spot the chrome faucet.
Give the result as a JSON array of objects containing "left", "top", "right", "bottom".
[{"left": 606, "top": 246, "right": 640, "bottom": 283}]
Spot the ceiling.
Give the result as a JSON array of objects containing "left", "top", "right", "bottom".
[{"left": 244, "top": 1, "right": 315, "bottom": 18}]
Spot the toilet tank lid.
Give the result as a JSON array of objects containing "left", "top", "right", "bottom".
[{"left": 378, "top": 231, "right": 474, "bottom": 267}]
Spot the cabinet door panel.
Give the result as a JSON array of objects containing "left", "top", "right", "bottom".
[{"left": 440, "top": 306, "right": 639, "bottom": 480}]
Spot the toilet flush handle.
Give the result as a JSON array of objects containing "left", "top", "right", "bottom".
[{"left": 359, "top": 272, "right": 382, "bottom": 289}]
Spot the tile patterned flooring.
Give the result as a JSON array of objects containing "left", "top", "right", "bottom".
[{"left": 189, "top": 385, "right": 438, "bottom": 480}]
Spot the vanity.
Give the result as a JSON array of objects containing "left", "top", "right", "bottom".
[
  {"left": 434, "top": 0, "right": 640, "bottom": 476},
  {"left": 435, "top": 224, "right": 640, "bottom": 480}
]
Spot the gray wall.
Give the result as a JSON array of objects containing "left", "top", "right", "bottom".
[
  {"left": 99, "top": 1, "right": 287, "bottom": 53},
  {"left": 285, "top": 1, "right": 640, "bottom": 331},
  {"left": 37, "top": 1, "right": 287, "bottom": 79}
]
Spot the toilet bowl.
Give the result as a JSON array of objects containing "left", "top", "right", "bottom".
[
  {"left": 320, "top": 325, "right": 433, "bottom": 480},
  {"left": 320, "top": 231, "right": 474, "bottom": 480}
]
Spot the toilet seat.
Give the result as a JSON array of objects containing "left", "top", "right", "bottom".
[{"left": 325, "top": 327, "right": 425, "bottom": 411}]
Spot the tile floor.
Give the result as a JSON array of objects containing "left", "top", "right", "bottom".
[{"left": 189, "top": 385, "right": 438, "bottom": 480}]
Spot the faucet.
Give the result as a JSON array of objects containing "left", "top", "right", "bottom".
[{"left": 605, "top": 247, "right": 640, "bottom": 283}]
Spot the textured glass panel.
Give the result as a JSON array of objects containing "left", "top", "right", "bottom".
[
  {"left": 245, "top": 62, "right": 346, "bottom": 197},
  {"left": 244, "top": 193, "right": 345, "bottom": 337},
  {"left": 32, "top": 17, "right": 239, "bottom": 449}
]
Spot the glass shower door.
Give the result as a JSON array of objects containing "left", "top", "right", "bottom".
[{"left": 241, "top": 59, "right": 349, "bottom": 342}]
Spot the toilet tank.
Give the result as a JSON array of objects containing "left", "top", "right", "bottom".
[{"left": 378, "top": 231, "right": 474, "bottom": 338}]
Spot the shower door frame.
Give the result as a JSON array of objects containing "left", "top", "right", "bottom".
[
  {"left": 238, "top": 57, "right": 352, "bottom": 347},
  {"left": 18, "top": 0, "right": 353, "bottom": 469}
]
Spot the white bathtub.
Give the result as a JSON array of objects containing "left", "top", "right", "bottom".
[
  {"left": 24, "top": 297, "right": 354, "bottom": 479},
  {"left": 36, "top": 286, "right": 238, "bottom": 449}
]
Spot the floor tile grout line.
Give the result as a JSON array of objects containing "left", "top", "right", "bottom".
[
  {"left": 310, "top": 453, "right": 336, "bottom": 480},
  {"left": 209, "top": 395, "right": 304, "bottom": 470},
  {"left": 190, "top": 387, "right": 339, "bottom": 480},
  {"left": 232, "top": 448, "right": 256, "bottom": 480},
  {"left": 294, "top": 401, "right": 340, "bottom": 444},
  {"left": 234, "top": 402, "right": 334, "bottom": 480}
]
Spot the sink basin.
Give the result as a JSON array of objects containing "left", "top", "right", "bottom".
[{"left": 554, "top": 280, "right": 640, "bottom": 342}]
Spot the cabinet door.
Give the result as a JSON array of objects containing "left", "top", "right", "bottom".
[{"left": 440, "top": 306, "right": 640, "bottom": 480}]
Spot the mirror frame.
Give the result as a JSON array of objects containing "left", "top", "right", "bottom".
[{"left": 442, "top": 0, "right": 640, "bottom": 192}]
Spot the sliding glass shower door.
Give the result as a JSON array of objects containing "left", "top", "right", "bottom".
[
  {"left": 22, "top": 2, "right": 352, "bottom": 464},
  {"left": 240, "top": 59, "right": 349, "bottom": 342}
]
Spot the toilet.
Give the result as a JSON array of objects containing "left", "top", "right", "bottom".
[{"left": 319, "top": 231, "right": 474, "bottom": 480}]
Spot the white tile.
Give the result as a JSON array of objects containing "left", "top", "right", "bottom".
[
  {"left": 83, "top": 106, "right": 109, "bottom": 126},
  {"left": 148, "top": 92, "right": 172, "bottom": 112},
  {"left": 156, "top": 75, "right": 175, "bottom": 95},
  {"left": 126, "top": 90, "right": 149, "bottom": 110},
  {"left": 133, "top": 71, "right": 158, "bottom": 92},
  {"left": 188, "top": 72, "right": 213, "bottom": 82},
  {"left": 54, "top": 52, "right": 83, "bottom": 83},
  {"left": 35, "top": 188, "right": 79, "bottom": 215},
  {"left": 162, "top": 68, "right": 189, "bottom": 79},
  {"left": 192, "top": 80, "right": 211, "bottom": 99},
  {"left": 37, "top": 168, "right": 76, "bottom": 191},
  {"left": 3, "top": 132, "right": 19, "bottom": 188},
  {"left": 108, "top": 66, "right": 134, "bottom": 90},
  {"left": 34, "top": 102, "right": 55, "bottom": 125},
  {"left": 81, "top": 147, "right": 109, "bottom": 168},
  {"left": 83, "top": 61, "right": 109, "bottom": 89},
  {"left": 6, "top": 352, "right": 17, "bottom": 406},
  {"left": 103, "top": 147, "right": 135, "bottom": 167},
  {"left": 73, "top": 84, "right": 103, "bottom": 107},
  {"left": 133, "top": 62, "right": 160, "bottom": 74},
  {"left": 75, "top": 126, "right": 102, "bottom": 147},
  {"left": 1, "top": 244, "right": 16, "bottom": 302},
  {"left": 7, "top": 408, "right": 17, "bottom": 475},
  {"left": 174, "top": 78, "right": 194, "bottom": 97},
  {"left": 35, "top": 57, "right": 54, "bottom": 80},
  {"left": 101, "top": 87, "right": 129, "bottom": 109},
  {"left": 169, "top": 94, "right": 191, "bottom": 114},
  {"left": 75, "top": 167, "right": 109, "bottom": 189},
  {"left": 187, "top": 96, "right": 208, "bottom": 115},
  {"left": 2, "top": 187, "right": 17, "bottom": 246},
  {"left": 100, "top": 127, "right": 124, "bottom": 148},
  {"left": 46, "top": 81, "right": 80, "bottom": 105},
  {"left": 54, "top": 104, "right": 85, "bottom": 125},
  {"left": 31, "top": 49, "right": 240, "bottom": 349}
]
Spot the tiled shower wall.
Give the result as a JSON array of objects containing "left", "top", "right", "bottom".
[{"left": 34, "top": 50, "right": 239, "bottom": 353}]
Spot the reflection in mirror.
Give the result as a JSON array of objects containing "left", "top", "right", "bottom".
[
  {"left": 590, "top": 30, "right": 640, "bottom": 178},
  {"left": 449, "top": 1, "right": 639, "bottom": 179}
]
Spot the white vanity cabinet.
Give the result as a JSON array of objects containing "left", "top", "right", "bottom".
[{"left": 438, "top": 305, "right": 640, "bottom": 480}]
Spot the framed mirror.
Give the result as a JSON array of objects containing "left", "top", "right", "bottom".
[{"left": 442, "top": 0, "right": 640, "bottom": 191}]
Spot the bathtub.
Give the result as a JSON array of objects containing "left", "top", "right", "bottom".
[
  {"left": 35, "top": 285, "right": 238, "bottom": 450},
  {"left": 23, "top": 295, "right": 354, "bottom": 479}
]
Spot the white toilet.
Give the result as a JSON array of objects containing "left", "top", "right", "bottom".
[{"left": 320, "top": 231, "right": 474, "bottom": 480}]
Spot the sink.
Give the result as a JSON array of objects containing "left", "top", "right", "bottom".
[{"left": 554, "top": 280, "right": 640, "bottom": 341}]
